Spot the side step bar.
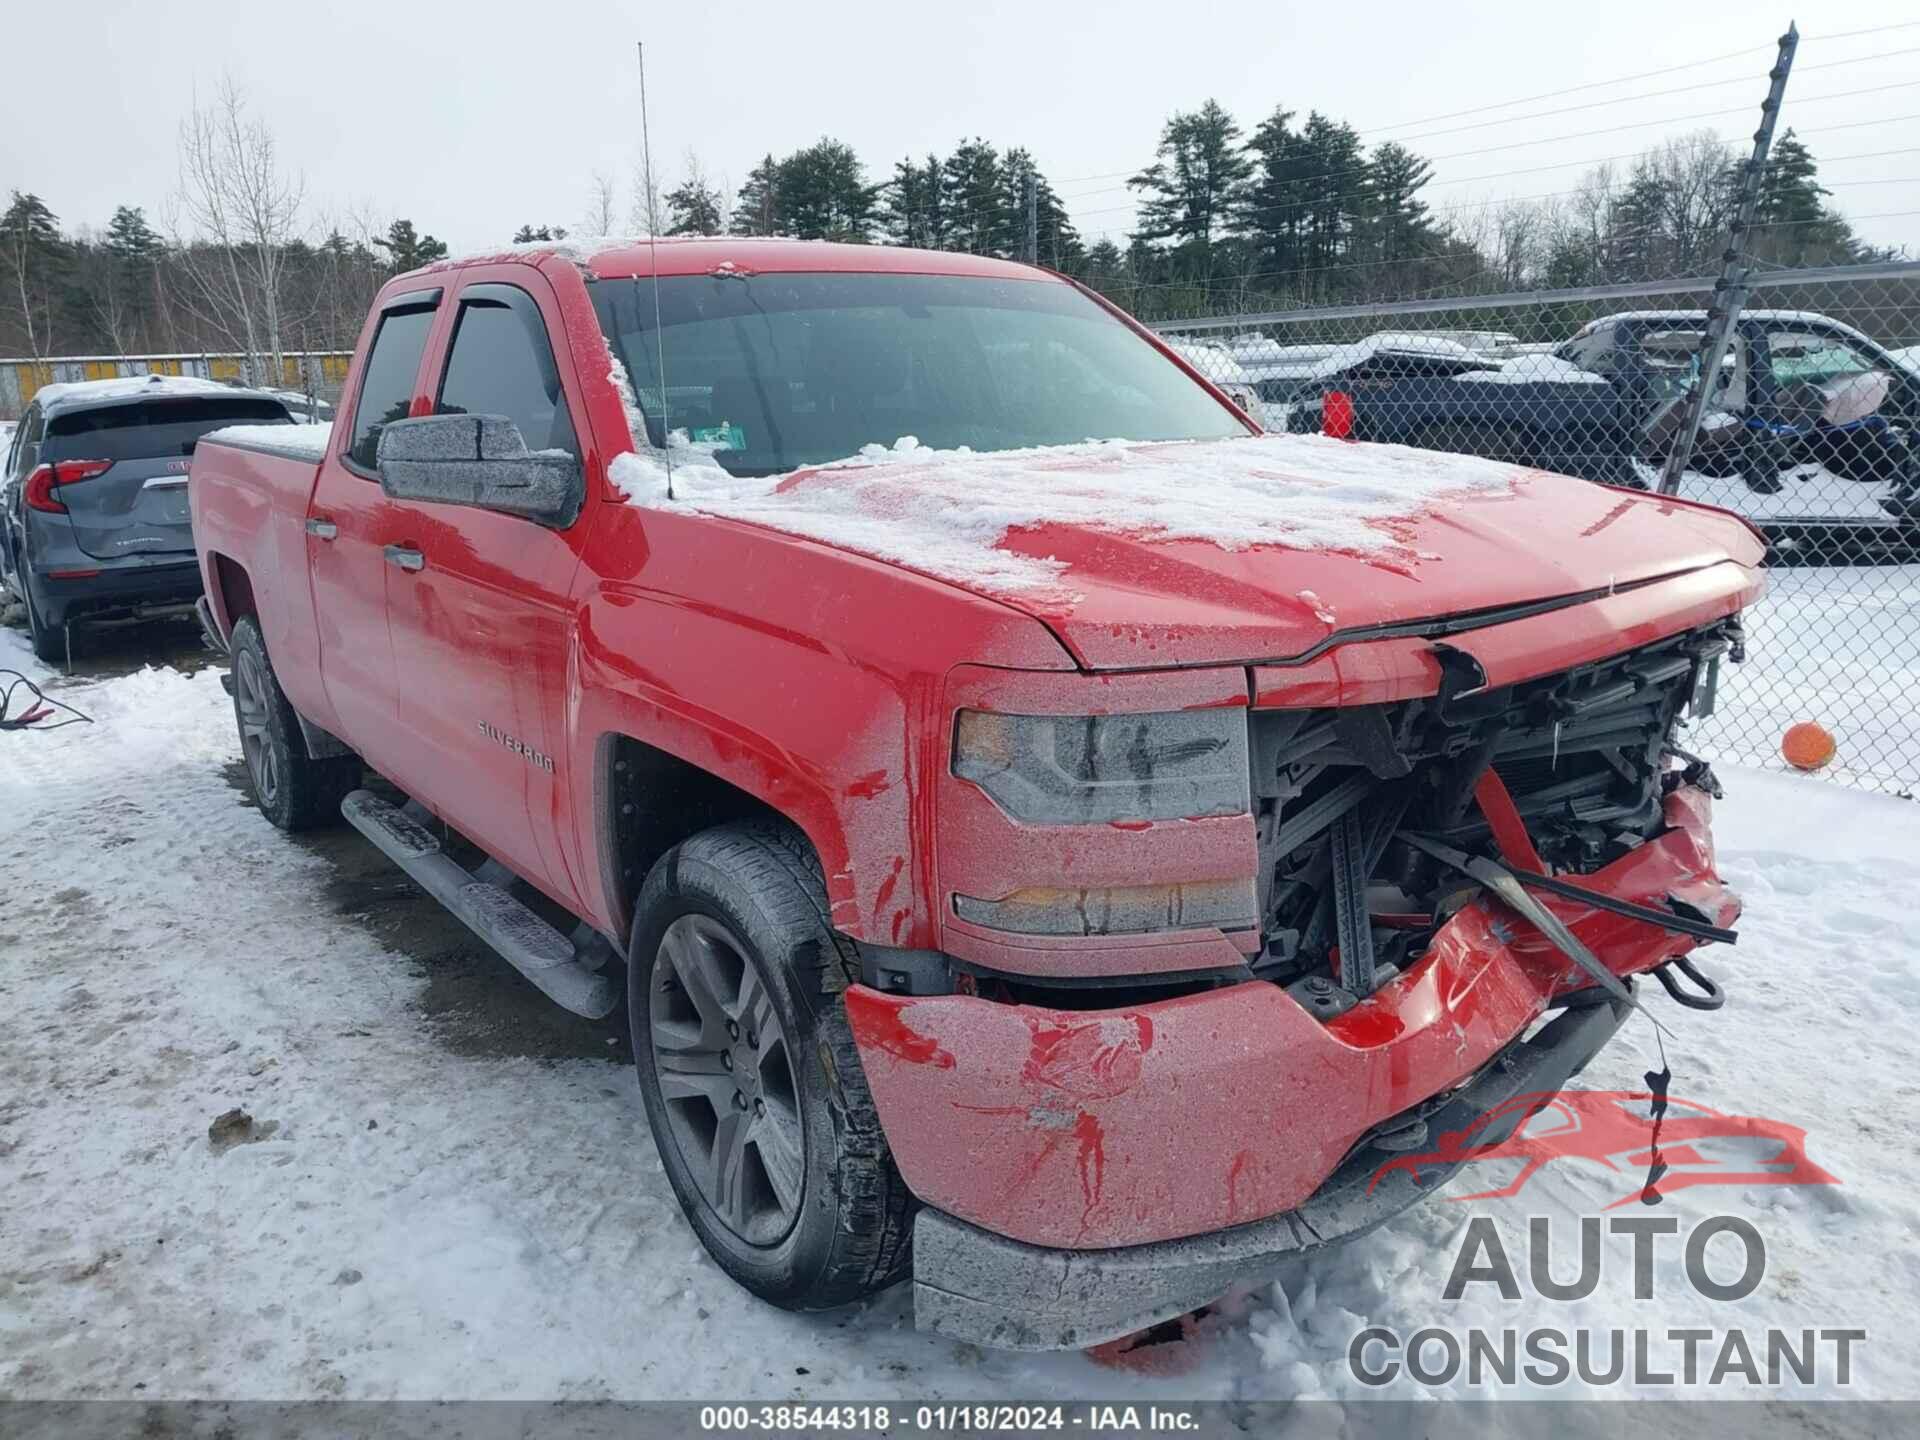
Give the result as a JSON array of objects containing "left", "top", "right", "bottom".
[{"left": 341, "top": 790, "right": 621, "bottom": 1019}]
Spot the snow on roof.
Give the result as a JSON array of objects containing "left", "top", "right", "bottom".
[
  {"left": 33, "top": 374, "right": 241, "bottom": 408},
  {"left": 1454, "top": 353, "right": 1610, "bottom": 386},
  {"left": 610, "top": 432, "right": 1520, "bottom": 599},
  {"left": 418, "top": 235, "right": 1043, "bottom": 284},
  {"left": 201, "top": 421, "right": 333, "bottom": 460},
  {"left": 1167, "top": 340, "right": 1253, "bottom": 385},
  {"left": 1227, "top": 332, "right": 1492, "bottom": 382},
  {"left": 1573, "top": 309, "right": 1882, "bottom": 345}
]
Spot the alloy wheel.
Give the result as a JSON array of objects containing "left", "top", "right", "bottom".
[
  {"left": 649, "top": 914, "right": 805, "bottom": 1247},
  {"left": 233, "top": 649, "right": 280, "bottom": 810}
]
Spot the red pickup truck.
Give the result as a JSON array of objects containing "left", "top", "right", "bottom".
[{"left": 190, "top": 239, "right": 1763, "bottom": 1350}]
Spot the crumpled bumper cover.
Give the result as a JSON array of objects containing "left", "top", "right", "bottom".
[
  {"left": 845, "top": 786, "right": 1735, "bottom": 1342},
  {"left": 910, "top": 995, "right": 1631, "bottom": 1350}
]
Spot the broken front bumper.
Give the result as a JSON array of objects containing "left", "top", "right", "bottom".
[
  {"left": 845, "top": 786, "right": 1735, "bottom": 1349},
  {"left": 910, "top": 995, "right": 1629, "bottom": 1350}
]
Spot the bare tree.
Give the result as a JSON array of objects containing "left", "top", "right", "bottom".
[
  {"left": 74, "top": 228, "right": 140, "bottom": 355},
  {"left": 581, "top": 172, "right": 620, "bottom": 238},
  {"left": 629, "top": 155, "right": 665, "bottom": 235},
  {"left": 166, "top": 78, "right": 306, "bottom": 385}
]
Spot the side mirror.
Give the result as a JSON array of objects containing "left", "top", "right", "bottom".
[{"left": 376, "top": 414, "right": 582, "bottom": 528}]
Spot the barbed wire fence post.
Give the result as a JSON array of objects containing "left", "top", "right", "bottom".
[{"left": 1661, "top": 22, "right": 1802, "bottom": 493}]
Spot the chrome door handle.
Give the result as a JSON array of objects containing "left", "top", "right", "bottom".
[
  {"left": 384, "top": 544, "right": 425, "bottom": 573},
  {"left": 305, "top": 517, "right": 338, "bottom": 541}
]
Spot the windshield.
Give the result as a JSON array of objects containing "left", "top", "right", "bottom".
[
  {"left": 45, "top": 396, "right": 292, "bottom": 462},
  {"left": 592, "top": 272, "right": 1247, "bottom": 476}
]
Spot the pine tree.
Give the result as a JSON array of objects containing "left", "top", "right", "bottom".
[
  {"left": 998, "top": 149, "right": 1083, "bottom": 269},
  {"left": 1362, "top": 142, "right": 1438, "bottom": 269},
  {"left": 512, "top": 224, "right": 568, "bottom": 244},
  {"left": 1127, "top": 100, "right": 1251, "bottom": 287},
  {"left": 105, "top": 205, "right": 162, "bottom": 263},
  {"left": 1, "top": 192, "right": 66, "bottom": 356},
  {"left": 665, "top": 176, "right": 726, "bottom": 236},
  {"left": 781, "top": 139, "right": 876, "bottom": 241},
  {"left": 373, "top": 218, "right": 448, "bottom": 273},
  {"left": 99, "top": 205, "right": 165, "bottom": 352},
  {"left": 881, "top": 154, "right": 946, "bottom": 248},
  {"left": 1749, "top": 130, "right": 1864, "bottom": 265},
  {"left": 731, "top": 156, "right": 781, "bottom": 236},
  {"left": 1237, "top": 105, "right": 1307, "bottom": 291},
  {"left": 941, "top": 139, "right": 1005, "bottom": 255},
  {"left": 1294, "top": 112, "right": 1365, "bottom": 287}
]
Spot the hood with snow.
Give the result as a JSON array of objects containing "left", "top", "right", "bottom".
[{"left": 610, "top": 433, "right": 1764, "bottom": 670}]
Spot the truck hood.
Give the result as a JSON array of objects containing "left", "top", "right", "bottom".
[{"left": 627, "top": 434, "right": 1765, "bottom": 670}]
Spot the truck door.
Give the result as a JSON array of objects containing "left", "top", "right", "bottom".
[
  {"left": 380, "top": 273, "right": 593, "bottom": 906},
  {"left": 307, "top": 290, "right": 442, "bottom": 760}
]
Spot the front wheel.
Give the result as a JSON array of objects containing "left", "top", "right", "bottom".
[
  {"left": 228, "top": 616, "right": 360, "bottom": 831},
  {"left": 631, "top": 820, "right": 914, "bottom": 1310}
]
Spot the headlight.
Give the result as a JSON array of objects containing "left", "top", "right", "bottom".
[{"left": 952, "top": 708, "right": 1249, "bottom": 824}]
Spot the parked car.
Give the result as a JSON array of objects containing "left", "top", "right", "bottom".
[
  {"left": 1167, "top": 339, "right": 1266, "bottom": 427},
  {"left": 1222, "top": 313, "right": 1920, "bottom": 522},
  {"left": 259, "top": 386, "right": 335, "bottom": 424},
  {"left": 1, "top": 375, "right": 296, "bottom": 661},
  {"left": 191, "top": 239, "right": 1760, "bottom": 1350},
  {"left": 1230, "top": 331, "right": 1638, "bottom": 484},
  {"left": 1554, "top": 309, "right": 1920, "bottom": 512}
]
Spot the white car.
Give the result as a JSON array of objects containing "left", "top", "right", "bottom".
[{"left": 1166, "top": 340, "right": 1267, "bottom": 429}]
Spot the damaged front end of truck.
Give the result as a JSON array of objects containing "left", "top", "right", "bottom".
[{"left": 844, "top": 611, "right": 1749, "bottom": 1351}]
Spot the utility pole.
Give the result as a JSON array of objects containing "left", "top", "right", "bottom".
[
  {"left": 1023, "top": 170, "right": 1039, "bottom": 266},
  {"left": 1659, "top": 21, "right": 1798, "bottom": 494}
]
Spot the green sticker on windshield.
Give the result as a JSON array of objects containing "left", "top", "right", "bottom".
[{"left": 690, "top": 422, "right": 747, "bottom": 450}]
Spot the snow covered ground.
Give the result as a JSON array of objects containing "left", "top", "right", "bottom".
[
  {"left": 3, "top": 610, "right": 1918, "bottom": 1412},
  {"left": 1696, "top": 564, "right": 1920, "bottom": 794}
]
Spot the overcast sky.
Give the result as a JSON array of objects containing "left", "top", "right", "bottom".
[{"left": 6, "top": 1, "right": 1919, "bottom": 259}]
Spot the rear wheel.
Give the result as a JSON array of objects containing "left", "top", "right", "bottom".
[
  {"left": 631, "top": 820, "right": 914, "bottom": 1310},
  {"left": 21, "top": 577, "right": 62, "bottom": 665},
  {"left": 229, "top": 616, "right": 360, "bottom": 831}
]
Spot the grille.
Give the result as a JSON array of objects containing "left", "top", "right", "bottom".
[{"left": 1248, "top": 618, "right": 1738, "bottom": 992}]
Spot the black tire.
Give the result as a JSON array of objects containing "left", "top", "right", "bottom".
[
  {"left": 228, "top": 615, "right": 360, "bottom": 831},
  {"left": 1739, "top": 434, "right": 1789, "bottom": 495},
  {"left": 630, "top": 820, "right": 914, "bottom": 1310},
  {"left": 21, "top": 576, "right": 62, "bottom": 664}
]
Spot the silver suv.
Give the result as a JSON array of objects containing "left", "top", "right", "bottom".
[{"left": 1, "top": 376, "right": 295, "bottom": 662}]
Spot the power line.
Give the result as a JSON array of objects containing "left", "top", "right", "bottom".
[
  {"left": 931, "top": 32, "right": 1865, "bottom": 212},
  {"left": 1096, "top": 209, "right": 1920, "bottom": 299},
  {"left": 1059, "top": 84, "right": 1920, "bottom": 233},
  {"left": 1364, "top": 18, "right": 1920, "bottom": 137},
  {"left": 1375, "top": 46, "right": 1920, "bottom": 148}
]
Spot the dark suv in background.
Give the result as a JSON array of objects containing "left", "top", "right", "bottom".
[{"left": 1, "top": 375, "right": 295, "bottom": 662}]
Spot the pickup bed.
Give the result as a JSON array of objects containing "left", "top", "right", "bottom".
[{"left": 191, "top": 239, "right": 1764, "bottom": 1350}]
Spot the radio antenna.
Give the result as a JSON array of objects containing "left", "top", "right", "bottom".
[{"left": 637, "top": 41, "right": 673, "bottom": 500}]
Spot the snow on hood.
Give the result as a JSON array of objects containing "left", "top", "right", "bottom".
[
  {"left": 610, "top": 433, "right": 1522, "bottom": 600},
  {"left": 202, "top": 421, "right": 333, "bottom": 459}
]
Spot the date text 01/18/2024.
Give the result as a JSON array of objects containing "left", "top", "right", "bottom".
[{"left": 698, "top": 1405, "right": 1202, "bottom": 1432}]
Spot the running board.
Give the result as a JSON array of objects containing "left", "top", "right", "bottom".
[{"left": 341, "top": 790, "right": 621, "bottom": 1019}]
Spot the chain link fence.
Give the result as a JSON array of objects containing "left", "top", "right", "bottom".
[{"left": 1155, "top": 260, "right": 1920, "bottom": 794}]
